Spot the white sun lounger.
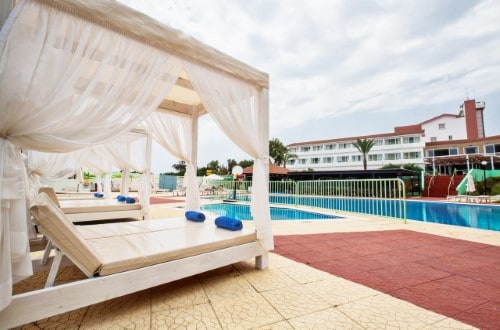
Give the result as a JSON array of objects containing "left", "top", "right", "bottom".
[
  {"left": 0, "top": 193, "right": 267, "bottom": 328},
  {"left": 39, "top": 187, "right": 144, "bottom": 222}
]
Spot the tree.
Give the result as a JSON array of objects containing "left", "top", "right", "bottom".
[
  {"left": 352, "top": 138, "right": 375, "bottom": 170},
  {"left": 238, "top": 159, "right": 254, "bottom": 169},
  {"left": 172, "top": 161, "right": 186, "bottom": 176},
  {"left": 282, "top": 152, "right": 298, "bottom": 168},
  {"left": 207, "top": 160, "right": 223, "bottom": 175},
  {"left": 269, "top": 138, "right": 297, "bottom": 167},
  {"left": 227, "top": 159, "right": 237, "bottom": 174}
]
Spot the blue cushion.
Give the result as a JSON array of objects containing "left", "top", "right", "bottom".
[
  {"left": 94, "top": 192, "right": 104, "bottom": 198},
  {"left": 215, "top": 216, "right": 243, "bottom": 231},
  {"left": 125, "top": 197, "right": 136, "bottom": 204},
  {"left": 185, "top": 211, "right": 206, "bottom": 222},
  {"left": 117, "top": 195, "right": 126, "bottom": 202}
]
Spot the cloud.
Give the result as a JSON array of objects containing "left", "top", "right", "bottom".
[{"left": 118, "top": 0, "right": 500, "bottom": 173}]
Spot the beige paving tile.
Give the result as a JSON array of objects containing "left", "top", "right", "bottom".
[
  {"left": 423, "top": 318, "right": 479, "bottom": 329},
  {"left": 237, "top": 267, "right": 299, "bottom": 292},
  {"left": 152, "top": 302, "right": 222, "bottom": 329},
  {"left": 252, "top": 320, "right": 294, "bottom": 329},
  {"left": 305, "top": 276, "right": 380, "bottom": 306},
  {"left": 288, "top": 307, "right": 364, "bottom": 329},
  {"left": 151, "top": 276, "right": 208, "bottom": 311},
  {"left": 80, "top": 291, "right": 150, "bottom": 329},
  {"left": 337, "top": 293, "right": 445, "bottom": 329},
  {"left": 15, "top": 307, "right": 88, "bottom": 330},
  {"left": 268, "top": 253, "right": 301, "bottom": 269},
  {"left": 262, "top": 283, "right": 331, "bottom": 319},
  {"left": 201, "top": 272, "right": 258, "bottom": 301},
  {"left": 210, "top": 293, "right": 283, "bottom": 329},
  {"left": 278, "top": 263, "right": 335, "bottom": 284}
]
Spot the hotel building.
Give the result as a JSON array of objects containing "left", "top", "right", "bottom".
[{"left": 286, "top": 99, "right": 500, "bottom": 173}]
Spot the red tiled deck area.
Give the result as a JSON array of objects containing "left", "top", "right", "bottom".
[
  {"left": 273, "top": 230, "right": 500, "bottom": 330},
  {"left": 149, "top": 196, "right": 181, "bottom": 204}
]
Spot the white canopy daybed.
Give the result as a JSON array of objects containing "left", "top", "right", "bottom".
[
  {"left": 0, "top": 0, "right": 272, "bottom": 327},
  {"left": 28, "top": 128, "right": 153, "bottom": 220}
]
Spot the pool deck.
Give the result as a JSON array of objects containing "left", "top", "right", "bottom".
[{"left": 14, "top": 197, "right": 500, "bottom": 329}]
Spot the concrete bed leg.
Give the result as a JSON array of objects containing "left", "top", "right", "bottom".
[{"left": 255, "top": 251, "right": 269, "bottom": 269}]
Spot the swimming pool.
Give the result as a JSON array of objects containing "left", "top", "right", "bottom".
[
  {"left": 201, "top": 203, "right": 342, "bottom": 220},
  {"left": 406, "top": 200, "right": 500, "bottom": 231},
  {"left": 202, "top": 197, "right": 500, "bottom": 231}
]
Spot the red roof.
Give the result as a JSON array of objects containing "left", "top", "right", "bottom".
[{"left": 243, "top": 163, "right": 288, "bottom": 175}]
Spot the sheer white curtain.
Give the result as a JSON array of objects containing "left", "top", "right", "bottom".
[
  {"left": 92, "top": 131, "right": 148, "bottom": 171},
  {"left": 143, "top": 111, "right": 200, "bottom": 211},
  {"left": 184, "top": 62, "right": 272, "bottom": 249},
  {"left": 0, "top": 0, "right": 183, "bottom": 310},
  {"left": 26, "top": 149, "right": 86, "bottom": 200},
  {"left": 92, "top": 130, "right": 152, "bottom": 213}
]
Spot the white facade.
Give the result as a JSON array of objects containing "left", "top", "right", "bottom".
[
  {"left": 421, "top": 115, "right": 466, "bottom": 143},
  {"left": 287, "top": 133, "right": 425, "bottom": 171},
  {"left": 286, "top": 100, "right": 490, "bottom": 172}
]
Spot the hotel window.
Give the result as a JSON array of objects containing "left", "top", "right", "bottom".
[
  {"left": 427, "top": 150, "right": 434, "bottom": 157},
  {"left": 385, "top": 153, "right": 401, "bottom": 160},
  {"left": 336, "top": 156, "right": 349, "bottom": 163},
  {"left": 351, "top": 155, "right": 362, "bottom": 162},
  {"left": 300, "top": 146, "right": 311, "bottom": 152},
  {"left": 448, "top": 135, "right": 453, "bottom": 140},
  {"left": 484, "top": 144, "right": 500, "bottom": 154},
  {"left": 312, "top": 145, "right": 322, "bottom": 151},
  {"left": 322, "top": 157, "right": 333, "bottom": 163},
  {"left": 299, "top": 159, "right": 308, "bottom": 164},
  {"left": 311, "top": 157, "right": 320, "bottom": 164},
  {"left": 368, "top": 154, "right": 382, "bottom": 161},
  {"left": 464, "top": 146, "right": 478, "bottom": 154},
  {"left": 449, "top": 148, "right": 458, "bottom": 155},
  {"left": 439, "top": 123, "right": 446, "bottom": 130},
  {"left": 430, "top": 137, "right": 437, "bottom": 142},
  {"left": 289, "top": 147, "right": 297, "bottom": 153},
  {"left": 403, "top": 152, "right": 421, "bottom": 159},
  {"left": 324, "top": 144, "right": 335, "bottom": 150},
  {"left": 385, "top": 138, "right": 400, "bottom": 145},
  {"left": 403, "top": 136, "right": 420, "bottom": 144},
  {"left": 338, "top": 143, "right": 350, "bottom": 149},
  {"left": 373, "top": 139, "right": 384, "bottom": 146},
  {"left": 287, "top": 159, "right": 296, "bottom": 166}
]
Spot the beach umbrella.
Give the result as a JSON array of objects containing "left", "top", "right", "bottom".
[{"left": 466, "top": 175, "right": 476, "bottom": 194}]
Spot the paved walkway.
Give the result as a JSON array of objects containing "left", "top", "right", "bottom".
[
  {"left": 273, "top": 229, "right": 500, "bottom": 329},
  {"left": 13, "top": 205, "right": 500, "bottom": 329}
]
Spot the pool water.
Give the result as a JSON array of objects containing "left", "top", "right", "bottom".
[
  {"left": 201, "top": 203, "right": 342, "bottom": 221},
  {"left": 202, "top": 197, "right": 500, "bottom": 231},
  {"left": 406, "top": 200, "right": 500, "bottom": 231}
]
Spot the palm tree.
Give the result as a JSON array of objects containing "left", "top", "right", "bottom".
[
  {"left": 282, "top": 152, "right": 298, "bottom": 168},
  {"left": 352, "top": 138, "right": 375, "bottom": 170},
  {"left": 269, "top": 138, "right": 297, "bottom": 167}
]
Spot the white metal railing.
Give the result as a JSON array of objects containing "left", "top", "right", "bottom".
[{"left": 206, "top": 179, "right": 406, "bottom": 221}]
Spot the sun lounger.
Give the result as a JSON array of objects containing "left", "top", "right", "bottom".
[
  {"left": 447, "top": 194, "right": 491, "bottom": 204},
  {"left": 447, "top": 195, "right": 468, "bottom": 203},
  {"left": 0, "top": 193, "right": 267, "bottom": 328},
  {"left": 39, "top": 187, "right": 143, "bottom": 222}
]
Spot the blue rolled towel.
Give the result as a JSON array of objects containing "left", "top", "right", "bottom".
[
  {"left": 215, "top": 216, "right": 243, "bottom": 231},
  {"left": 117, "top": 195, "right": 126, "bottom": 202},
  {"left": 94, "top": 192, "right": 104, "bottom": 198},
  {"left": 125, "top": 197, "right": 136, "bottom": 204},
  {"left": 185, "top": 211, "right": 206, "bottom": 222}
]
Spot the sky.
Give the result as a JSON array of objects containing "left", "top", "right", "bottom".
[{"left": 117, "top": 0, "right": 500, "bottom": 174}]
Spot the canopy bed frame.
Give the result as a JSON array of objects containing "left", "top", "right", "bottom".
[{"left": 0, "top": 0, "right": 272, "bottom": 327}]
